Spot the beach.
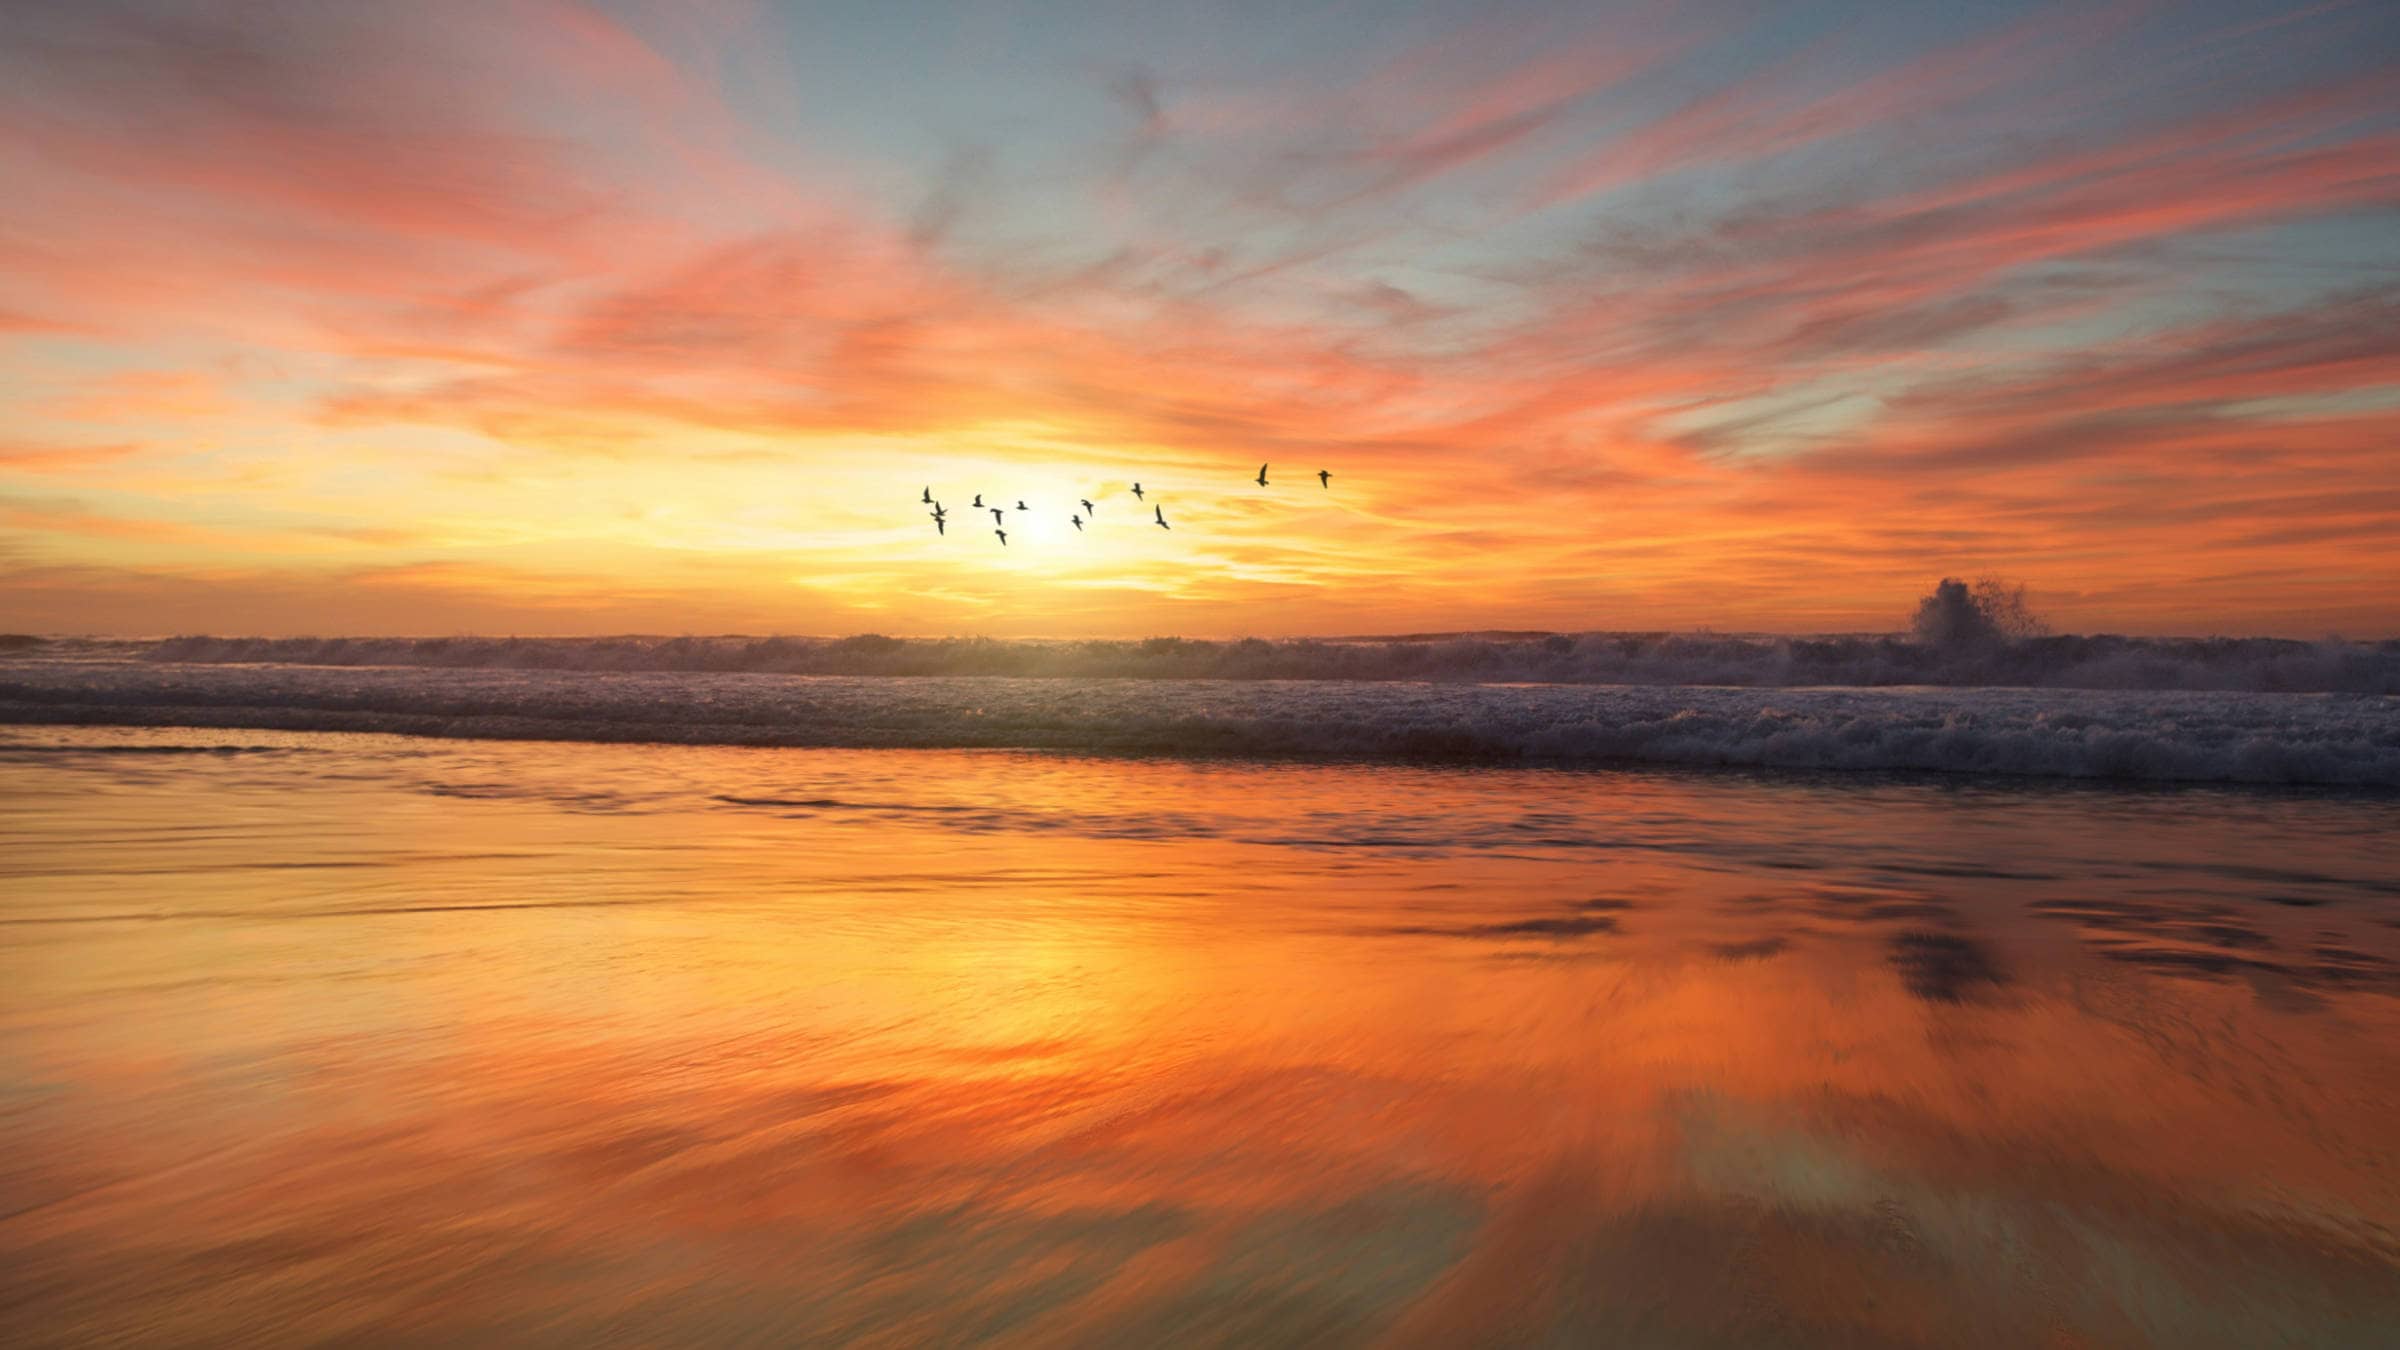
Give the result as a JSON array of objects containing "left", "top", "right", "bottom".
[{"left": 5, "top": 716, "right": 2396, "bottom": 1345}]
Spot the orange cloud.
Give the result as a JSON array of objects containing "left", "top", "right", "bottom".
[
  {"left": 0, "top": 441, "right": 144, "bottom": 474},
  {"left": 0, "top": 0, "right": 2393, "bottom": 637}
]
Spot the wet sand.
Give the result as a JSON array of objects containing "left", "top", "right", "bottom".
[{"left": 3, "top": 727, "right": 2397, "bottom": 1346}]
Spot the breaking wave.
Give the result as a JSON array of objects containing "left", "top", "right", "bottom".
[
  {"left": 3, "top": 658, "right": 2393, "bottom": 786},
  {"left": 79, "top": 632, "right": 2400, "bottom": 693}
]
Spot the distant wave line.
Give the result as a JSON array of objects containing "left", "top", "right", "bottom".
[{"left": 12, "top": 631, "right": 2396, "bottom": 693}]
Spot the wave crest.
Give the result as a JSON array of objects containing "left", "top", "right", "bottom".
[
  {"left": 131, "top": 632, "right": 2400, "bottom": 693},
  {"left": 4, "top": 661, "right": 2394, "bottom": 786}
]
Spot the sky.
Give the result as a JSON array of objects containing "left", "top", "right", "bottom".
[{"left": 1, "top": 0, "right": 2395, "bottom": 638}]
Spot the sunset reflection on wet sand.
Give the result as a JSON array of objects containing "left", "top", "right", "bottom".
[{"left": 4, "top": 728, "right": 2397, "bottom": 1346}]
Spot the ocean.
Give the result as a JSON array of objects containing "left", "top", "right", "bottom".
[
  {"left": 2, "top": 638, "right": 2397, "bottom": 1345},
  {"left": 5, "top": 633, "right": 2398, "bottom": 783}
]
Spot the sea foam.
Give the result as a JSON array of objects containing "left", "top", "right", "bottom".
[{"left": 3, "top": 652, "right": 2393, "bottom": 786}]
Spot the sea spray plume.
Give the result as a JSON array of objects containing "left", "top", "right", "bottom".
[{"left": 1914, "top": 577, "right": 2049, "bottom": 646}]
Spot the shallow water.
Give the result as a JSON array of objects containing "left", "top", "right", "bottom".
[{"left": 3, "top": 725, "right": 2398, "bottom": 1346}]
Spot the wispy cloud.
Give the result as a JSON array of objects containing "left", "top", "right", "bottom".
[
  {"left": 1, "top": 0, "right": 2394, "bottom": 635},
  {"left": 0, "top": 440, "right": 145, "bottom": 474}
]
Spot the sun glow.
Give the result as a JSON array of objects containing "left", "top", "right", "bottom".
[{"left": 2, "top": 2, "right": 2395, "bottom": 637}]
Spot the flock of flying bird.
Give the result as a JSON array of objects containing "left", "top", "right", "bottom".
[{"left": 920, "top": 464, "right": 1332, "bottom": 545}]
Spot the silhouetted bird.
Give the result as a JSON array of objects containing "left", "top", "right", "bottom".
[
  {"left": 1256, "top": 463, "right": 1269, "bottom": 487},
  {"left": 1080, "top": 497, "right": 1095, "bottom": 515},
  {"left": 921, "top": 486, "right": 932, "bottom": 504},
  {"left": 972, "top": 493, "right": 984, "bottom": 508},
  {"left": 1154, "top": 504, "right": 1169, "bottom": 530},
  {"left": 995, "top": 528, "right": 1007, "bottom": 546},
  {"left": 1131, "top": 483, "right": 1144, "bottom": 501},
  {"left": 1071, "top": 514, "right": 1083, "bottom": 531},
  {"left": 990, "top": 507, "right": 1004, "bottom": 526},
  {"left": 932, "top": 514, "right": 945, "bottom": 536},
  {"left": 1318, "top": 469, "right": 1330, "bottom": 489},
  {"left": 1015, "top": 500, "right": 1028, "bottom": 510}
]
